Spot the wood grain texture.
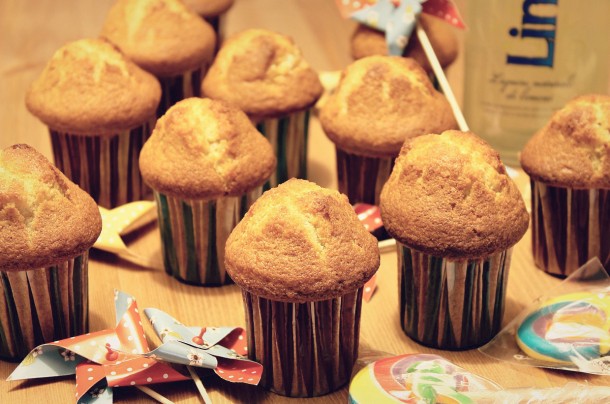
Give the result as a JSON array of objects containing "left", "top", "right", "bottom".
[{"left": 2, "top": 1, "right": 608, "bottom": 403}]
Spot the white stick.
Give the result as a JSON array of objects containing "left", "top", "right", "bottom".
[
  {"left": 415, "top": 22, "right": 469, "bottom": 132},
  {"left": 136, "top": 386, "right": 175, "bottom": 404},
  {"left": 187, "top": 366, "right": 213, "bottom": 404}
]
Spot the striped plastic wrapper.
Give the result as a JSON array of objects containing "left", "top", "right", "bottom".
[
  {"left": 157, "top": 66, "right": 206, "bottom": 117},
  {"left": 531, "top": 181, "right": 609, "bottom": 277},
  {"left": 155, "top": 187, "right": 262, "bottom": 286},
  {"left": 0, "top": 253, "right": 89, "bottom": 361},
  {"left": 256, "top": 109, "right": 310, "bottom": 189},
  {"left": 50, "top": 119, "right": 155, "bottom": 209},
  {"left": 243, "top": 288, "right": 363, "bottom": 397},
  {"left": 336, "top": 148, "right": 394, "bottom": 205},
  {"left": 398, "top": 244, "right": 512, "bottom": 350}
]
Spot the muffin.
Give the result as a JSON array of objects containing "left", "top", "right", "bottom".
[
  {"left": 320, "top": 55, "right": 456, "bottom": 205},
  {"left": 139, "top": 98, "right": 276, "bottom": 285},
  {"left": 181, "top": 0, "right": 234, "bottom": 42},
  {"left": 380, "top": 131, "right": 529, "bottom": 350},
  {"left": 0, "top": 144, "right": 102, "bottom": 361},
  {"left": 351, "top": 15, "right": 458, "bottom": 74},
  {"left": 202, "top": 29, "right": 323, "bottom": 188},
  {"left": 225, "top": 179, "right": 379, "bottom": 397},
  {"left": 101, "top": 0, "right": 216, "bottom": 116},
  {"left": 26, "top": 38, "right": 161, "bottom": 209},
  {"left": 521, "top": 94, "right": 610, "bottom": 277}
]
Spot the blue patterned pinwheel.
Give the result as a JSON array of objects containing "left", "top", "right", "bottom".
[
  {"left": 351, "top": 0, "right": 423, "bottom": 55},
  {"left": 143, "top": 308, "right": 263, "bottom": 385}
]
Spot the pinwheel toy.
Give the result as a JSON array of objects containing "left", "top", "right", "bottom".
[
  {"left": 7, "top": 291, "right": 213, "bottom": 403},
  {"left": 143, "top": 308, "right": 263, "bottom": 403}
]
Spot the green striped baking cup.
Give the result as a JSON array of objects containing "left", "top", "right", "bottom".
[
  {"left": 336, "top": 148, "right": 394, "bottom": 205},
  {"left": 50, "top": 119, "right": 155, "bottom": 209},
  {"left": 155, "top": 188, "right": 262, "bottom": 286},
  {"left": 531, "top": 181, "right": 609, "bottom": 277},
  {"left": 0, "top": 253, "right": 89, "bottom": 361},
  {"left": 256, "top": 109, "right": 310, "bottom": 189},
  {"left": 398, "top": 244, "right": 512, "bottom": 350},
  {"left": 157, "top": 66, "right": 207, "bottom": 118},
  {"left": 243, "top": 288, "right": 363, "bottom": 397}
]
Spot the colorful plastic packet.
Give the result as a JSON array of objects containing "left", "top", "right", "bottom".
[
  {"left": 349, "top": 352, "right": 501, "bottom": 403},
  {"left": 479, "top": 257, "right": 610, "bottom": 375}
]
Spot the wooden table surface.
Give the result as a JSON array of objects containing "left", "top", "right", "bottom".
[{"left": 1, "top": 0, "right": 608, "bottom": 402}]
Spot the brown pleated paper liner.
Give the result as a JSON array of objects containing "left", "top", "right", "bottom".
[
  {"left": 155, "top": 188, "right": 262, "bottom": 286},
  {"left": 531, "top": 181, "right": 609, "bottom": 277},
  {"left": 50, "top": 119, "right": 155, "bottom": 209},
  {"left": 157, "top": 66, "right": 207, "bottom": 118},
  {"left": 256, "top": 109, "right": 310, "bottom": 189},
  {"left": 398, "top": 244, "right": 512, "bottom": 350},
  {"left": 0, "top": 253, "right": 89, "bottom": 361},
  {"left": 335, "top": 148, "right": 394, "bottom": 205},
  {"left": 243, "top": 289, "right": 363, "bottom": 397}
]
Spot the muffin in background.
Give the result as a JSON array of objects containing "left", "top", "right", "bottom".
[
  {"left": 225, "top": 179, "right": 379, "bottom": 397},
  {"left": 380, "top": 131, "right": 529, "bottom": 350},
  {"left": 181, "top": 0, "right": 234, "bottom": 41},
  {"left": 26, "top": 38, "right": 161, "bottom": 208},
  {"left": 521, "top": 94, "right": 610, "bottom": 277},
  {"left": 320, "top": 55, "right": 456, "bottom": 205},
  {"left": 202, "top": 29, "right": 323, "bottom": 188},
  {"left": 351, "top": 15, "right": 458, "bottom": 74},
  {"left": 101, "top": 0, "right": 216, "bottom": 116},
  {"left": 139, "top": 97, "right": 276, "bottom": 286},
  {"left": 0, "top": 144, "right": 102, "bottom": 361}
]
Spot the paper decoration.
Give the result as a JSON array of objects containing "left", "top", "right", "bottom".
[
  {"left": 336, "top": 0, "right": 465, "bottom": 55},
  {"left": 8, "top": 291, "right": 195, "bottom": 403},
  {"left": 94, "top": 201, "right": 160, "bottom": 269},
  {"left": 143, "top": 308, "right": 263, "bottom": 385}
]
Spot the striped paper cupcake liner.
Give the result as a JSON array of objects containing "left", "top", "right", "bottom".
[
  {"left": 50, "top": 120, "right": 155, "bottom": 209},
  {"left": 256, "top": 109, "right": 310, "bottom": 189},
  {"left": 531, "top": 181, "right": 609, "bottom": 277},
  {"left": 336, "top": 148, "right": 394, "bottom": 205},
  {"left": 157, "top": 66, "right": 206, "bottom": 117},
  {"left": 0, "top": 253, "right": 89, "bottom": 361},
  {"left": 243, "top": 288, "right": 363, "bottom": 397},
  {"left": 155, "top": 188, "right": 262, "bottom": 286},
  {"left": 398, "top": 244, "right": 512, "bottom": 350}
]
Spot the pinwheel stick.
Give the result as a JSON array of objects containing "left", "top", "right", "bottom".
[
  {"left": 136, "top": 386, "right": 175, "bottom": 404},
  {"left": 187, "top": 366, "right": 213, "bottom": 404},
  {"left": 415, "top": 22, "right": 469, "bottom": 132}
]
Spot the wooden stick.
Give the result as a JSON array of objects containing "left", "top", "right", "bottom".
[
  {"left": 136, "top": 386, "right": 175, "bottom": 404},
  {"left": 187, "top": 366, "right": 213, "bottom": 404},
  {"left": 415, "top": 22, "right": 469, "bottom": 132}
]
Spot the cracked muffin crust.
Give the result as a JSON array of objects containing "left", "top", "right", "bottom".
[
  {"left": 201, "top": 29, "right": 323, "bottom": 120},
  {"left": 380, "top": 130, "right": 529, "bottom": 259},
  {"left": 25, "top": 38, "right": 161, "bottom": 135},
  {"left": 320, "top": 55, "right": 456, "bottom": 157},
  {"left": 0, "top": 144, "right": 102, "bottom": 271},
  {"left": 139, "top": 97, "right": 276, "bottom": 200},
  {"left": 520, "top": 94, "right": 610, "bottom": 189},
  {"left": 225, "top": 179, "right": 379, "bottom": 302},
  {"left": 101, "top": 0, "right": 216, "bottom": 77}
]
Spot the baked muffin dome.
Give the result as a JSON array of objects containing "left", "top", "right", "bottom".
[
  {"left": 101, "top": 0, "right": 216, "bottom": 77},
  {"left": 350, "top": 15, "right": 458, "bottom": 72},
  {"left": 520, "top": 94, "right": 610, "bottom": 189},
  {"left": 225, "top": 179, "right": 379, "bottom": 302},
  {"left": 0, "top": 144, "right": 102, "bottom": 271},
  {"left": 201, "top": 29, "right": 323, "bottom": 120},
  {"left": 181, "top": 0, "right": 234, "bottom": 17},
  {"left": 320, "top": 56, "right": 456, "bottom": 157},
  {"left": 139, "top": 97, "right": 276, "bottom": 200},
  {"left": 26, "top": 38, "right": 161, "bottom": 135},
  {"left": 380, "top": 131, "right": 529, "bottom": 259}
]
